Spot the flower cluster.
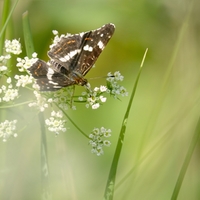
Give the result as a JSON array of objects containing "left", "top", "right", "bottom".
[
  {"left": 14, "top": 74, "right": 33, "bottom": 88},
  {"left": 0, "top": 120, "right": 17, "bottom": 142},
  {"left": 0, "top": 39, "right": 22, "bottom": 77},
  {"left": 45, "top": 111, "right": 66, "bottom": 135},
  {"left": 0, "top": 54, "right": 11, "bottom": 76},
  {"left": 79, "top": 84, "right": 107, "bottom": 109},
  {"left": 28, "top": 90, "right": 49, "bottom": 112},
  {"left": 5, "top": 39, "right": 22, "bottom": 55},
  {"left": 89, "top": 127, "right": 112, "bottom": 156},
  {"left": 47, "top": 86, "right": 76, "bottom": 111},
  {"left": 0, "top": 39, "right": 35, "bottom": 103},
  {"left": 16, "top": 52, "right": 38, "bottom": 72},
  {"left": 106, "top": 71, "right": 128, "bottom": 98},
  {"left": 0, "top": 77, "right": 19, "bottom": 102}
]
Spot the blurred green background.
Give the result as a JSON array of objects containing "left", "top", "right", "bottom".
[{"left": 1, "top": 0, "right": 200, "bottom": 199}]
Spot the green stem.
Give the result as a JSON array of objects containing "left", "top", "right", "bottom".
[
  {"left": 56, "top": 103, "right": 89, "bottom": 139},
  {"left": 0, "top": 100, "right": 33, "bottom": 109}
]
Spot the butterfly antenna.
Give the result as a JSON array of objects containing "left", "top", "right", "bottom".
[{"left": 88, "top": 74, "right": 115, "bottom": 80}]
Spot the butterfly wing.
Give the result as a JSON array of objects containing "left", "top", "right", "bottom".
[
  {"left": 28, "top": 59, "right": 75, "bottom": 91},
  {"left": 74, "top": 23, "right": 115, "bottom": 76}
]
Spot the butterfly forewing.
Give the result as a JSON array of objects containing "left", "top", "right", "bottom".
[
  {"left": 75, "top": 23, "right": 115, "bottom": 76},
  {"left": 28, "top": 23, "right": 115, "bottom": 91}
]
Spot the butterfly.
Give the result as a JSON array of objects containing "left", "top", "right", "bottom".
[{"left": 28, "top": 23, "right": 115, "bottom": 91}]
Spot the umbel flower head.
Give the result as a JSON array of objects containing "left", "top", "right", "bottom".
[
  {"left": 79, "top": 84, "right": 108, "bottom": 109},
  {"left": 45, "top": 111, "right": 66, "bottom": 135},
  {"left": 0, "top": 120, "right": 17, "bottom": 142},
  {"left": 89, "top": 127, "right": 112, "bottom": 156},
  {"left": 106, "top": 71, "right": 128, "bottom": 98},
  {"left": 5, "top": 39, "right": 22, "bottom": 55}
]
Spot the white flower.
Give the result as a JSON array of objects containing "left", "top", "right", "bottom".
[
  {"left": 1, "top": 85, "right": 6, "bottom": 91},
  {"left": 0, "top": 65, "right": 7, "bottom": 72},
  {"left": 78, "top": 96, "right": 84, "bottom": 101},
  {"left": 6, "top": 77, "right": 12, "bottom": 84},
  {"left": 93, "top": 128, "right": 100, "bottom": 135},
  {"left": 99, "top": 95, "right": 106, "bottom": 102},
  {"left": 52, "top": 30, "right": 58, "bottom": 35},
  {"left": 17, "top": 53, "right": 38, "bottom": 72},
  {"left": 0, "top": 120, "right": 17, "bottom": 142},
  {"left": 100, "top": 85, "right": 107, "bottom": 92},
  {"left": 95, "top": 146, "right": 104, "bottom": 156},
  {"left": 0, "top": 55, "right": 10, "bottom": 75},
  {"left": 113, "top": 71, "right": 124, "bottom": 81},
  {"left": 28, "top": 90, "right": 48, "bottom": 112},
  {"left": 94, "top": 87, "right": 99, "bottom": 92},
  {"left": 103, "top": 129, "right": 112, "bottom": 137},
  {"left": 81, "top": 86, "right": 107, "bottom": 109},
  {"left": 89, "top": 127, "right": 112, "bottom": 156},
  {"left": 103, "top": 140, "right": 111, "bottom": 147},
  {"left": 92, "top": 103, "right": 100, "bottom": 109},
  {"left": 56, "top": 110, "right": 63, "bottom": 118},
  {"left": 5, "top": 39, "right": 22, "bottom": 55},
  {"left": 32, "top": 52, "right": 37, "bottom": 58},
  {"left": 14, "top": 74, "right": 33, "bottom": 87},
  {"left": 45, "top": 111, "right": 66, "bottom": 135},
  {"left": 106, "top": 71, "right": 128, "bottom": 98},
  {"left": 4, "top": 54, "right": 11, "bottom": 60},
  {"left": 1, "top": 85, "right": 18, "bottom": 102},
  {"left": 0, "top": 56, "right": 4, "bottom": 61}
]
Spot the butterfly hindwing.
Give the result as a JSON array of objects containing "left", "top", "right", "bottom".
[{"left": 29, "top": 59, "right": 74, "bottom": 91}]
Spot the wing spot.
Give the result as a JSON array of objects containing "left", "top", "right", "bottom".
[
  {"left": 83, "top": 45, "right": 93, "bottom": 52},
  {"left": 49, "top": 80, "right": 58, "bottom": 85},
  {"left": 59, "top": 50, "right": 79, "bottom": 62},
  {"left": 97, "top": 41, "right": 104, "bottom": 49},
  {"left": 47, "top": 68, "right": 54, "bottom": 80}
]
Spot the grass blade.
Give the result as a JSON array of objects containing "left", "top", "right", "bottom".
[
  {"left": 0, "top": 0, "right": 19, "bottom": 54},
  {"left": 103, "top": 49, "right": 148, "bottom": 200},
  {"left": 22, "top": 11, "right": 35, "bottom": 56},
  {"left": 171, "top": 117, "right": 200, "bottom": 200}
]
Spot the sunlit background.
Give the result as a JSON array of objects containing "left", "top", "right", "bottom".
[{"left": 1, "top": 0, "right": 200, "bottom": 199}]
